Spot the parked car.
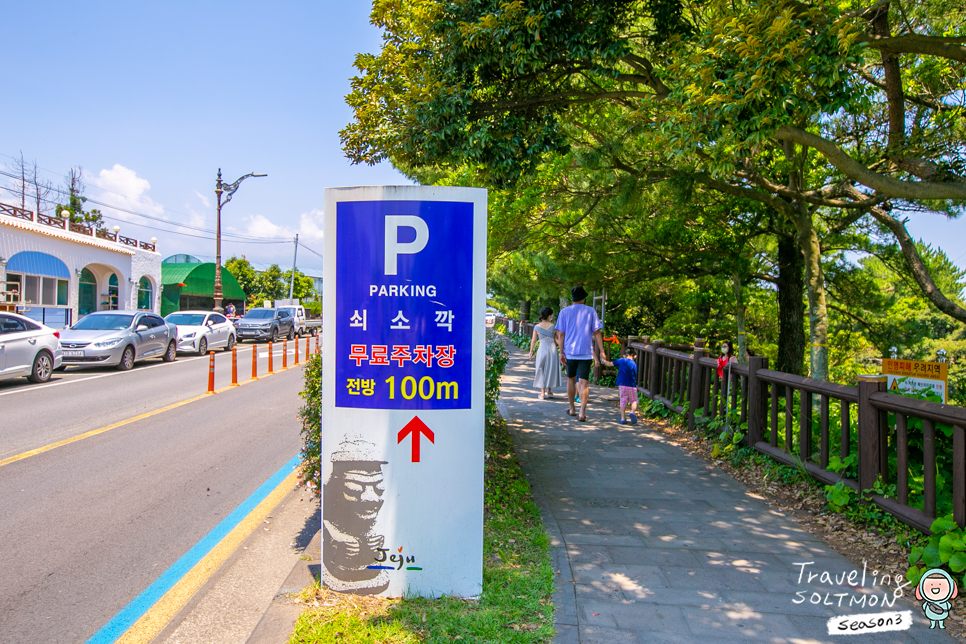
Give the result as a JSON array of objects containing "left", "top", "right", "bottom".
[
  {"left": 485, "top": 311, "right": 496, "bottom": 328},
  {"left": 275, "top": 304, "right": 321, "bottom": 337},
  {"left": 165, "top": 310, "right": 237, "bottom": 355},
  {"left": 0, "top": 311, "right": 62, "bottom": 384},
  {"left": 60, "top": 311, "right": 177, "bottom": 370},
  {"left": 233, "top": 308, "right": 295, "bottom": 343}
]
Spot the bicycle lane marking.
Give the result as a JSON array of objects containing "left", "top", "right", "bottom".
[{"left": 85, "top": 453, "right": 302, "bottom": 644}]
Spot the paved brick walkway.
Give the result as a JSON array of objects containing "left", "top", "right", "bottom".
[{"left": 497, "top": 343, "right": 954, "bottom": 644}]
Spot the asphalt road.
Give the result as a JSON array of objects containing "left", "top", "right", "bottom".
[{"left": 0, "top": 339, "right": 313, "bottom": 643}]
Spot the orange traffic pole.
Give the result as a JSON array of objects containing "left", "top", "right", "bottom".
[
  {"left": 268, "top": 341, "right": 274, "bottom": 374},
  {"left": 294, "top": 336, "right": 299, "bottom": 365},
  {"left": 231, "top": 346, "right": 239, "bottom": 386},
  {"left": 283, "top": 339, "right": 288, "bottom": 369},
  {"left": 251, "top": 343, "right": 259, "bottom": 380},
  {"left": 305, "top": 334, "right": 310, "bottom": 362},
  {"left": 206, "top": 351, "right": 216, "bottom": 394}
]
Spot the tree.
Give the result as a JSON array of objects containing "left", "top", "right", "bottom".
[
  {"left": 225, "top": 256, "right": 258, "bottom": 297},
  {"left": 281, "top": 268, "right": 316, "bottom": 300},
  {"left": 7, "top": 153, "right": 53, "bottom": 217},
  {"left": 56, "top": 168, "right": 105, "bottom": 229},
  {"left": 342, "top": 0, "right": 966, "bottom": 380}
]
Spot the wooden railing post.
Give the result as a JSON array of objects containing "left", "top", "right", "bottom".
[
  {"left": 954, "top": 425, "right": 966, "bottom": 528},
  {"left": 857, "top": 374, "right": 887, "bottom": 495},
  {"left": 688, "top": 346, "right": 708, "bottom": 431},
  {"left": 649, "top": 341, "right": 664, "bottom": 400},
  {"left": 746, "top": 356, "right": 768, "bottom": 446}
]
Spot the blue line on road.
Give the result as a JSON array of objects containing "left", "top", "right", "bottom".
[{"left": 84, "top": 453, "right": 302, "bottom": 644}]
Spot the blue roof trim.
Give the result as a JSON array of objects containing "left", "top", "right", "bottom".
[{"left": 7, "top": 251, "right": 71, "bottom": 279}]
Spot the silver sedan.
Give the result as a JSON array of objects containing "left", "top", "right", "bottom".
[
  {"left": 0, "top": 312, "right": 63, "bottom": 384},
  {"left": 60, "top": 311, "right": 178, "bottom": 370}
]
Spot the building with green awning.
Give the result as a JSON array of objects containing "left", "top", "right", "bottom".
[{"left": 160, "top": 262, "right": 246, "bottom": 316}]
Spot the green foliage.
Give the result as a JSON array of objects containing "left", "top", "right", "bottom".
[
  {"left": 56, "top": 169, "right": 104, "bottom": 229},
  {"left": 225, "top": 256, "right": 258, "bottom": 296},
  {"left": 907, "top": 515, "right": 966, "bottom": 592},
  {"left": 344, "top": 0, "right": 966, "bottom": 395},
  {"left": 486, "top": 330, "right": 510, "bottom": 421},
  {"left": 297, "top": 351, "right": 322, "bottom": 494},
  {"left": 824, "top": 481, "right": 853, "bottom": 513}
]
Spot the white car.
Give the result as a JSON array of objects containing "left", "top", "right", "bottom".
[
  {"left": 0, "top": 311, "right": 63, "bottom": 384},
  {"left": 165, "top": 310, "right": 237, "bottom": 355},
  {"left": 485, "top": 312, "right": 496, "bottom": 328}
]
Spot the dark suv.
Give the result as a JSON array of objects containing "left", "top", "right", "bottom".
[{"left": 233, "top": 308, "right": 295, "bottom": 343}]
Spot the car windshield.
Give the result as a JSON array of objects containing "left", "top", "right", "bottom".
[
  {"left": 243, "top": 309, "right": 275, "bottom": 319},
  {"left": 166, "top": 313, "right": 206, "bottom": 326},
  {"left": 72, "top": 314, "right": 135, "bottom": 330}
]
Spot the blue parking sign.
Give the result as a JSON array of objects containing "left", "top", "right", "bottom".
[{"left": 335, "top": 200, "right": 473, "bottom": 409}]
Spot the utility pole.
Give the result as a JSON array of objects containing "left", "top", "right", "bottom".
[
  {"left": 288, "top": 234, "right": 299, "bottom": 300},
  {"left": 214, "top": 169, "right": 266, "bottom": 312}
]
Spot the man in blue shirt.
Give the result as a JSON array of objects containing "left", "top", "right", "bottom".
[{"left": 555, "top": 286, "right": 603, "bottom": 421}]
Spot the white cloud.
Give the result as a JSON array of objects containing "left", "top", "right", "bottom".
[
  {"left": 232, "top": 208, "right": 325, "bottom": 243},
  {"left": 87, "top": 164, "right": 164, "bottom": 222},
  {"left": 194, "top": 191, "right": 210, "bottom": 208}
]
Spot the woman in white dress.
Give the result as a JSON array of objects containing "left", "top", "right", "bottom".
[{"left": 529, "top": 307, "right": 563, "bottom": 399}]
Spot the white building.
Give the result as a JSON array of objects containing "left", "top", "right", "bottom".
[{"left": 0, "top": 203, "right": 162, "bottom": 328}]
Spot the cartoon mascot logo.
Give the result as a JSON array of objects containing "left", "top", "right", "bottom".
[{"left": 915, "top": 568, "right": 958, "bottom": 629}]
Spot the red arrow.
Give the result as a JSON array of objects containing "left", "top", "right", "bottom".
[{"left": 397, "top": 416, "right": 435, "bottom": 463}]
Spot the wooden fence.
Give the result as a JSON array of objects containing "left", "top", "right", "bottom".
[{"left": 495, "top": 316, "right": 966, "bottom": 534}]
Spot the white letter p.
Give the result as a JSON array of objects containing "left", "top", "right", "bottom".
[{"left": 384, "top": 215, "right": 429, "bottom": 275}]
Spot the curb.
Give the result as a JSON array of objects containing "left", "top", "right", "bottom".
[{"left": 246, "top": 525, "right": 321, "bottom": 644}]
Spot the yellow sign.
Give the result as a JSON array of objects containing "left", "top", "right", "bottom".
[
  {"left": 881, "top": 359, "right": 947, "bottom": 381},
  {"left": 882, "top": 359, "right": 947, "bottom": 403}
]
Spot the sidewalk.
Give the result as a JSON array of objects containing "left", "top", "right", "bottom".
[{"left": 497, "top": 343, "right": 954, "bottom": 644}]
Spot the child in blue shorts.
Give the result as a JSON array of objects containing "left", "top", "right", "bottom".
[{"left": 602, "top": 347, "right": 639, "bottom": 424}]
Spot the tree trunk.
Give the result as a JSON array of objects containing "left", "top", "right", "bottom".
[
  {"left": 776, "top": 228, "right": 806, "bottom": 375},
  {"left": 732, "top": 273, "right": 747, "bottom": 363},
  {"left": 797, "top": 210, "right": 829, "bottom": 381},
  {"left": 520, "top": 299, "right": 530, "bottom": 322},
  {"left": 783, "top": 139, "right": 829, "bottom": 381}
]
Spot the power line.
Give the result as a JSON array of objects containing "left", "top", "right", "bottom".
[
  {"left": 0, "top": 154, "right": 296, "bottom": 243},
  {"left": 0, "top": 169, "right": 289, "bottom": 241},
  {"left": 298, "top": 240, "right": 324, "bottom": 261},
  {"left": 0, "top": 150, "right": 207, "bottom": 223},
  {"left": 0, "top": 177, "right": 298, "bottom": 246}
]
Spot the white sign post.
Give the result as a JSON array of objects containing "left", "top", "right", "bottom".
[{"left": 321, "top": 186, "right": 486, "bottom": 598}]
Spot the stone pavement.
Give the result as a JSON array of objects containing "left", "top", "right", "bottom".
[{"left": 496, "top": 343, "right": 955, "bottom": 644}]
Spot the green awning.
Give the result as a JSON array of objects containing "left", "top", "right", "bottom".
[{"left": 160, "top": 263, "right": 246, "bottom": 300}]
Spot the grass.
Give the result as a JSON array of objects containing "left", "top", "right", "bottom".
[{"left": 288, "top": 417, "right": 555, "bottom": 643}]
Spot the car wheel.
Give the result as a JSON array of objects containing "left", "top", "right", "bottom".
[
  {"left": 270, "top": 328, "right": 278, "bottom": 343},
  {"left": 117, "top": 346, "right": 135, "bottom": 371},
  {"left": 224, "top": 334, "right": 236, "bottom": 351},
  {"left": 287, "top": 326, "right": 295, "bottom": 341},
  {"left": 197, "top": 337, "right": 208, "bottom": 356},
  {"left": 163, "top": 341, "right": 177, "bottom": 362},
  {"left": 27, "top": 351, "right": 54, "bottom": 383}
]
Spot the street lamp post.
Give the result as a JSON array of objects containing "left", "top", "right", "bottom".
[{"left": 214, "top": 169, "right": 266, "bottom": 312}]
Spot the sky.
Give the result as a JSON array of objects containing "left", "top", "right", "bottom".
[
  {"left": 0, "top": 2, "right": 963, "bottom": 274},
  {"left": 0, "top": 2, "right": 411, "bottom": 272}
]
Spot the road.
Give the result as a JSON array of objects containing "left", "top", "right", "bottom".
[{"left": 0, "top": 339, "right": 315, "bottom": 643}]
